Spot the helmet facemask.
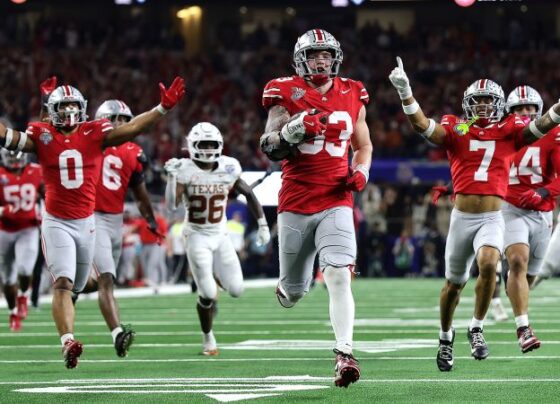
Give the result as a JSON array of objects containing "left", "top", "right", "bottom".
[
  {"left": 95, "top": 100, "right": 134, "bottom": 128},
  {"left": 47, "top": 86, "right": 88, "bottom": 128},
  {"left": 1, "top": 150, "right": 27, "bottom": 170},
  {"left": 505, "top": 85, "right": 543, "bottom": 121},
  {"left": 462, "top": 80, "right": 505, "bottom": 125}
]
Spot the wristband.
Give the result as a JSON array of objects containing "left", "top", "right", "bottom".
[
  {"left": 419, "top": 119, "right": 436, "bottom": 139},
  {"left": 257, "top": 217, "right": 268, "bottom": 227},
  {"left": 529, "top": 120, "right": 545, "bottom": 138},
  {"left": 402, "top": 101, "right": 419, "bottom": 115},
  {"left": 4, "top": 128, "right": 13, "bottom": 148},
  {"left": 354, "top": 163, "right": 370, "bottom": 182},
  {"left": 155, "top": 104, "right": 168, "bottom": 115},
  {"left": 548, "top": 106, "right": 560, "bottom": 124},
  {"left": 16, "top": 131, "right": 27, "bottom": 152}
]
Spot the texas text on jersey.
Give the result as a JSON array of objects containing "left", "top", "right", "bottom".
[
  {"left": 262, "top": 75, "right": 369, "bottom": 214},
  {"left": 25, "top": 119, "right": 113, "bottom": 219},
  {"left": 440, "top": 113, "right": 528, "bottom": 198},
  {"left": 176, "top": 155, "right": 242, "bottom": 235}
]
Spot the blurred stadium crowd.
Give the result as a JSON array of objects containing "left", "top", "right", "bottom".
[{"left": 1, "top": 3, "right": 559, "bottom": 283}]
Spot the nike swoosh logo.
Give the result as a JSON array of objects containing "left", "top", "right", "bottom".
[
  {"left": 84, "top": 129, "right": 93, "bottom": 135},
  {"left": 307, "top": 122, "right": 314, "bottom": 126},
  {"left": 341, "top": 89, "right": 351, "bottom": 94},
  {"left": 497, "top": 122, "right": 507, "bottom": 128}
]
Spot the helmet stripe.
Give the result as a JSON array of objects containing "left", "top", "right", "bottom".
[
  {"left": 64, "top": 85, "right": 71, "bottom": 97},
  {"left": 314, "top": 29, "right": 324, "bottom": 42},
  {"left": 479, "top": 79, "right": 487, "bottom": 90},
  {"left": 520, "top": 85, "right": 527, "bottom": 99}
]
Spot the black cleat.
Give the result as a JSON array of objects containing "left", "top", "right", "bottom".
[
  {"left": 114, "top": 324, "right": 135, "bottom": 357},
  {"left": 467, "top": 327, "right": 489, "bottom": 360},
  {"left": 436, "top": 328, "right": 455, "bottom": 372}
]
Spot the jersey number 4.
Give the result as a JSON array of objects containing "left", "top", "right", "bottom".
[{"left": 509, "top": 146, "right": 542, "bottom": 185}]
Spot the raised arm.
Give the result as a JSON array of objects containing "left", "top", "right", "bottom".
[
  {"left": 389, "top": 57, "right": 447, "bottom": 146},
  {"left": 103, "top": 77, "right": 186, "bottom": 147},
  {"left": 0, "top": 122, "right": 36, "bottom": 153},
  {"left": 39, "top": 76, "right": 57, "bottom": 122},
  {"left": 233, "top": 178, "right": 270, "bottom": 247},
  {"left": 522, "top": 102, "right": 560, "bottom": 144}
]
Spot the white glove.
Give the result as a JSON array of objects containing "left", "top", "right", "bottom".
[
  {"left": 280, "top": 111, "right": 307, "bottom": 144},
  {"left": 164, "top": 158, "right": 182, "bottom": 176},
  {"left": 256, "top": 217, "right": 271, "bottom": 247},
  {"left": 388, "top": 56, "right": 413, "bottom": 100}
]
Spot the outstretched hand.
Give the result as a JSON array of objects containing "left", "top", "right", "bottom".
[
  {"left": 40, "top": 76, "right": 58, "bottom": 96},
  {"left": 388, "top": 57, "right": 412, "bottom": 100},
  {"left": 159, "top": 77, "right": 186, "bottom": 111}
]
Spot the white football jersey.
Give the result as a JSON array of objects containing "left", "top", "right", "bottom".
[{"left": 176, "top": 156, "right": 242, "bottom": 235}]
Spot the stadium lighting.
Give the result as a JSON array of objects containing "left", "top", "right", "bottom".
[
  {"left": 177, "top": 6, "right": 202, "bottom": 19},
  {"left": 10, "top": 0, "right": 27, "bottom": 3},
  {"left": 114, "top": 0, "right": 132, "bottom": 4},
  {"left": 331, "top": 0, "right": 349, "bottom": 7}
]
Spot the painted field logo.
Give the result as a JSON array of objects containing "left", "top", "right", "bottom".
[{"left": 15, "top": 376, "right": 330, "bottom": 402}]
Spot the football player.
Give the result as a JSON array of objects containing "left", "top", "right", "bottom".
[
  {"left": 0, "top": 150, "right": 43, "bottom": 331},
  {"left": 501, "top": 86, "right": 560, "bottom": 352},
  {"left": 0, "top": 75, "right": 185, "bottom": 368},
  {"left": 259, "top": 29, "right": 372, "bottom": 387},
  {"left": 85, "top": 99, "right": 163, "bottom": 357},
  {"left": 165, "top": 122, "right": 270, "bottom": 356},
  {"left": 389, "top": 57, "right": 560, "bottom": 371}
]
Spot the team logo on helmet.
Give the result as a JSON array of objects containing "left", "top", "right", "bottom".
[
  {"left": 40, "top": 131, "right": 53, "bottom": 145},
  {"left": 291, "top": 87, "right": 306, "bottom": 101}
]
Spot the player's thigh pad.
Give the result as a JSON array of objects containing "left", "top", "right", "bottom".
[
  {"left": 41, "top": 214, "right": 79, "bottom": 283},
  {"left": 93, "top": 213, "right": 122, "bottom": 277},
  {"left": 185, "top": 233, "right": 217, "bottom": 299},
  {"left": 527, "top": 210, "right": 553, "bottom": 276},
  {"left": 213, "top": 234, "right": 244, "bottom": 297},
  {"left": 13, "top": 227, "right": 39, "bottom": 277},
  {"left": 277, "top": 212, "right": 318, "bottom": 299},
  {"left": 0, "top": 230, "right": 16, "bottom": 285},
  {"left": 445, "top": 208, "right": 493, "bottom": 284},
  {"left": 503, "top": 202, "right": 531, "bottom": 250},
  {"left": 73, "top": 215, "right": 96, "bottom": 292},
  {"left": 473, "top": 210, "right": 505, "bottom": 255},
  {"left": 316, "top": 207, "right": 356, "bottom": 269}
]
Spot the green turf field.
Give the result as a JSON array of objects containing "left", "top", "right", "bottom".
[{"left": 0, "top": 278, "right": 559, "bottom": 403}]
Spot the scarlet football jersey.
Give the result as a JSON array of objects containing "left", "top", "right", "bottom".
[
  {"left": 95, "top": 142, "right": 144, "bottom": 214},
  {"left": 506, "top": 127, "right": 560, "bottom": 211},
  {"left": 26, "top": 119, "right": 113, "bottom": 219},
  {"left": 262, "top": 75, "right": 369, "bottom": 214},
  {"left": 441, "top": 114, "right": 527, "bottom": 198},
  {"left": 0, "top": 163, "right": 42, "bottom": 232}
]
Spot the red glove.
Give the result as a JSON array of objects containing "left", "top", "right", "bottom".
[
  {"left": 158, "top": 76, "right": 186, "bottom": 110},
  {"left": 346, "top": 165, "right": 369, "bottom": 192},
  {"left": 519, "top": 188, "right": 549, "bottom": 209},
  {"left": 431, "top": 185, "right": 454, "bottom": 205},
  {"left": 280, "top": 109, "right": 329, "bottom": 144},
  {"left": 40, "top": 76, "right": 58, "bottom": 96}
]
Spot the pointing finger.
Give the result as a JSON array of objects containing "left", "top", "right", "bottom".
[{"left": 396, "top": 56, "right": 403, "bottom": 70}]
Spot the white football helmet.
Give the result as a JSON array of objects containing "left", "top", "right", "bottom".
[
  {"left": 95, "top": 99, "right": 134, "bottom": 125},
  {"left": 462, "top": 79, "right": 505, "bottom": 122},
  {"left": 293, "top": 29, "right": 343, "bottom": 85},
  {"left": 47, "top": 85, "right": 88, "bottom": 127},
  {"left": 186, "top": 122, "right": 223, "bottom": 163},
  {"left": 1, "top": 149, "right": 27, "bottom": 170},
  {"left": 505, "top": 85, "right": 543, "bottom": 119}
]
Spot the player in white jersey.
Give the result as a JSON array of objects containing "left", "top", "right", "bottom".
[{"left": 164, "top": 122, "right": 270, "bottom": 355}]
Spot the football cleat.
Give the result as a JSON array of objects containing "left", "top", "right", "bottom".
[
  {"left": 467, "top": 327, "right": 489, "bottom": 360},
  {"left": 9, "top": 314, "right": 21, "bottom": 332},
  {"left": 436, "top": 328, "right": 455, "bottom": 372},
  {"left": 62, "top": 339, "right": 83, "bottom": 369},
  {"left": 333, "top": 349, "right": 360, "bottom": 387},
  {"left": 17, "top": 296, "right": 28, "bottom": 320},
  {"left": 202, "top": 341, "right": 219, "bottom": 356},
  {"left": 517, "top": 326, "right": 541, "bottom": 353},
  {"left": 491, "top": 299, "right": 509, "bottom": 322},
  {"left": 114, "top": 324, "right": 136, "bottom": 358},
  {"left": 275, "top": 284, "right": 295, "bottom": 308}
]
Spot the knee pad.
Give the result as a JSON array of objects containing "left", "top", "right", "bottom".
[{"left": 198, "top": 297, "right": 215, "bottom": 309}]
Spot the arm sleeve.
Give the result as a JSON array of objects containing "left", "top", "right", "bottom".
[
  {"left": 439, "top": 115, "right": 456, "bottom": 150},
  {"left": 262, "top": 78, "right": 292, "bottom": 112},
  {"left": 355, "top": 80, "right": 370, "bottom": 106}
]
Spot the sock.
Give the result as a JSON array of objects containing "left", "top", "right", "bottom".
[
  {"left": 203, "top": 330, "right": 216, "bottom": 347},
  {"left": 491, "top": 297, "right": 502, "bottom": 306},
  {"left": 60, "top": 333, "right": 74, "bottom": 346},
  {"left": 439, "top": 329, "right": 454, "bottom": 342},
  {"left": 111, "top": 326, "right": 123, "bottom": 343},
  {"left": 10, "top": 307, "right": 17, "bottom": 315},
  {"left": 323, "top": 266, "right": 354, "bottom": 355},
  {"left": 21, "top": 290, "right": 31, "bottom": 298},
  {"left": 515, "top": 314, "right": 529, "bottom": 329},
  {"left": 469, "top": 317, "right": 484, "bottom": 331}
]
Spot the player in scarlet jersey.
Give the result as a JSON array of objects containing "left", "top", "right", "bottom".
[
  {"left": 80, "top": 99, "right": 162, "bottom": 357},
  {"left": 259, "top": 29, "right": 372, "bottom": 387},
  {"left": 0, "top": 76, "right": 185, "bottom": 368},
  {"left": 389, "top": 57, "right": 560, "bottom": 371},
  {"left": 500, "top": 86, "right": 560, "bottom": 353},
  {"left": 0, "top": 150, "right": 42, "bottom": 331}
]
